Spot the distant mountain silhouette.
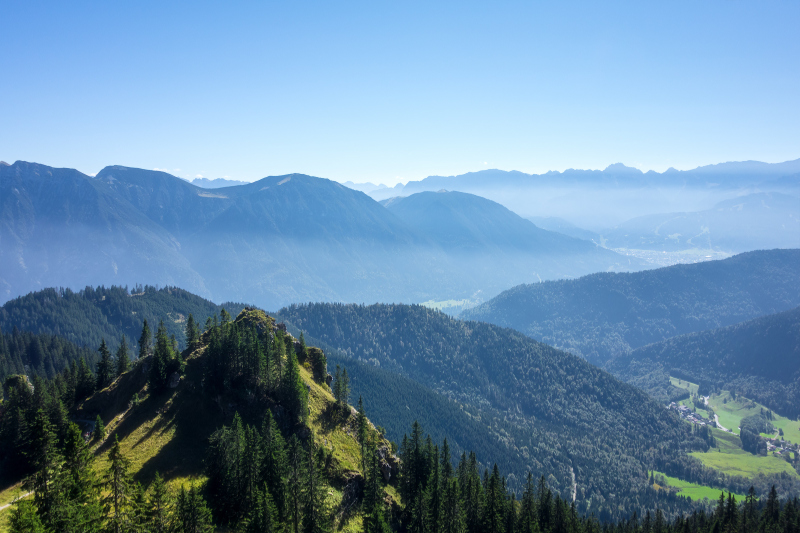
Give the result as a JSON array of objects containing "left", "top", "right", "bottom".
[
  {"left": 0, "top": 162, "right": 208, "bottom": 303},
  {"left": 384, "top": 190, "right": 640, "bottom": 294},
  {"left": 191, "top": 176, "right": 247, "bottom": 188},
  {"left": 2, "top": 161, "right": 641, "bottom": 308},
  {"left": 368, "top": 159, "right": 800, "bottom": 229},
  {"left": 601, "top": 192, "right": 800, "bottom": 252}
]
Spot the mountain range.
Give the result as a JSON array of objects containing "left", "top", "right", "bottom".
[
  {"left": 0, "top": 161, "right": 642, "bottom": 309},
  {"left": 364, "top": 160, "right": 800, "bottom": 229}
]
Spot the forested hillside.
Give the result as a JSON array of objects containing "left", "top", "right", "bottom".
[
  {"left": 0, "top": 329, "right": 97, "bottom": 384},
  {"left": 608, "top": 306, "right": 800, "bottom": 417},
  {"left": 276, "top": 302, "right": 724, "bottom": 520},
  {"left": 0, "top": 285, "right": 244, "bottom": 354},
  {"left": 462, "top": 249, "right": 800, "bottom": 363}
]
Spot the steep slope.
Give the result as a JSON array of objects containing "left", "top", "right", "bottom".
[
  {"left": 607, "top": 306, "right": 800, "bottom": 417},
  {"left": 2, "top": 308, "right": 399, "bottom": 532},
  {"left": 382, "top": 191, "right": 641, "bottom": 292},
  {"left": 462, "top": 249, "right": 800, "bottom": 363},
  {"left": 0, "top": 285, "right": 244, "bottom": 353},
  {"left": 276, "top": 302, "right": 714, "bottom": 518},
  {"left": 0, "top": 162, "right": 208, "bottom": 303},
  {"left": 602, "top": 192, "right": 800, "bottom": 253}
]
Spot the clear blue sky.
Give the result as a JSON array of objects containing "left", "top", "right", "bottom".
[{"left": 1, "top": 1, "right": 798, "bottom": 185}]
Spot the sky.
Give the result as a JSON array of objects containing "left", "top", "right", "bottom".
[{"left": 1, "top": 1, "right": 798, "bottom": 186}]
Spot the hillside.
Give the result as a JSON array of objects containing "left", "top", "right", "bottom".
[
  {"left": 276, "top": 302, "right": 718, "bottom": 520},
  {"left": 462, "top": 249, "right": 800, "bottom": 363},
  {"left": 601, "top": 192, "right": 800, "bottom": 253},
  {"left": 0, "top": 308, "right": 400, "bottom": 533},
  {"left": 0, "top": 285, "right": 245, "bottom": 354},
  {"left": 607, "top": 306, "right": 800, "bottom": 417},
  {"left": 383, "top": 191, "right": 640, "bottom": 293}
]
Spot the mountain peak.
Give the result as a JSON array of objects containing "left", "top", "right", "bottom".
[
  {"left": 0, "top": 161, "right": 9, "bottom": 166},
  {"left": 603, "top": 163, "right": 643, "bottom": 174}
]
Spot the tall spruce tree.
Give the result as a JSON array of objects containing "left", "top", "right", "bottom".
[
  {"left": 176, "top": 485, "right": 214, "bottom": 533},
  {"left": 147, "top": 472, "right": 173, "bottom": 533},
  {"left": 138, "top": 320, "right": 152, "bottom": 360},
  {"left": 302, "top": 434, "right": 330, "bottom": 533},
  {"left": 185, "top": 314, "right": 200, "bottom": 349},
  {"left": 282, "top": 347, "right": 308, "bottom": 425},
  {"left": 95, "top": 339, "right": 113, "bottom": 390},
  {"left": 103, "top": 435, "right": 133, "bottom": 533},
  {"left": 116, "top": 335, "right": 130, "bottom": 377}
]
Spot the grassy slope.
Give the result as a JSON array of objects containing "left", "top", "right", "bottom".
[
  {"left": 666, "top": 379, "right": 800, "bottom": 483},
  {"left": 690, "top": 429, "right": 797, "bottom": 479},
  {"left": 654, "top": 471, "right": 745, "bottom": 502},
  {"left": 0, "top": 311, "right": 389, "bottom": 533}
]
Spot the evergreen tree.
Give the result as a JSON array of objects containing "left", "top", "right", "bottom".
[
  {"left": 138, "top": 320, "right": 152, "bottom": 360},
  {"left": 96, "top": 339, "right": 113, "bottom": 390},
  {"left": 303, "top": 434, "right": 330, "bottom": 533},
  {"left": 246, "top": 486, "right": 281, "bottom": 533},
  {"left": 176, "top": 485, "right": 214, "bottom": 533},
  {"left": 149, "top": 321, "right": 175, "bottom": 393},
  {"left": 58, "top": 422, "right": 103, "bottom": 530},
  {"left": 282, "top": 348, "right": 308, "bottom": 425},
  {"left": 147, "top": 472, "right": 173, "bottom": 533},
  {"left": 94, "top": 414, "right": 105, "bottom": 442},
  {"left": 261, "top": 412, "right": 289, "bottom": 517},
  {"left": 103, "top": 435, "right": 133, "bottom": 533},
  {"left": 185, "top": 314, "right": 200, "bottom": 349},
  {"left": 286, "top": 435, "right": 304, "bottom": 533},
  {"left": 332, "top": 365, "right": 342, "bottom": 404},
  {"left": 116, "top": 335, "right": 130, "bottom": 377},
  {"left": 28, "top": 409, "right": 61, "bottom": 528},
  {"left": 8, "top": 500, "right": 46, "bottom": 533}
]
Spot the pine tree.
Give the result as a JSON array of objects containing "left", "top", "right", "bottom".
[
  {"left": 282, "top": 347, "right": 308, "bottom": 425},
  {"left": 59, "top": 422, "right": 103, "bottom": 530},
  {"left": 246, "top": 486, "right": 281, "bottom": 533},
  {"left": 103, "top": 435, "right": 133, "bottom": 533},
  {"left": 176, "top": 485, "right": 214, "bottom": 533},
  {"left": 138, "top": 320, "right": 152, "bottom": 360},
  {"left": 116, "top": 335, "right": 130, "bottom": 377},
  {"left": 147, "top": 472, "right": 173, "bottom": 533},
  {"left": 286, "top": 435, "right": 304, "bottom": 533},
  {"left": 96, "top": 339, "right": 113, "bottom": 390},
  {"left": 28, "top": 409, "right": 61, "bottom": 528},
  {"left": 185, "top": 314, "right": 199, "bottom": 349},
  {"left": 149, "top": 321, "right": 175, "bottom": 393},
  {"left": 261, "top": 411, "right": 289, "bottom": 518},
  {"left": 332, "top": 365, "right": 342, "bottom": 404},
  {"left": 8, "top": 500, "right": 46, "bottom": 533},
  {"left": 303, "top": 434, "right": 330, "bottom": 533},
  {"left": 94, "top": 414, "right": 105, "bottom": 442}
]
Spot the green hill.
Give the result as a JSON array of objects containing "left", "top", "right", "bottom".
[
  {"left": 608, "top": 306, "right": 800, "bottom": 417},
  {"left": 462, "top": 249, "right": 800, "bottom": 364},
  {"left": 0, "top": 285, "right": 245, "bottom": 356},
  {"left": 276, "top": 302, "right": 718, "bottom": 520}
]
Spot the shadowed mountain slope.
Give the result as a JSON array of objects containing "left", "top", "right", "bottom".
[
  {"left": 462, "top": 249, "right": 800, "bottom": 364},
  {"left": 607, "top": 306, "right": 800, "bottom": 417}
]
